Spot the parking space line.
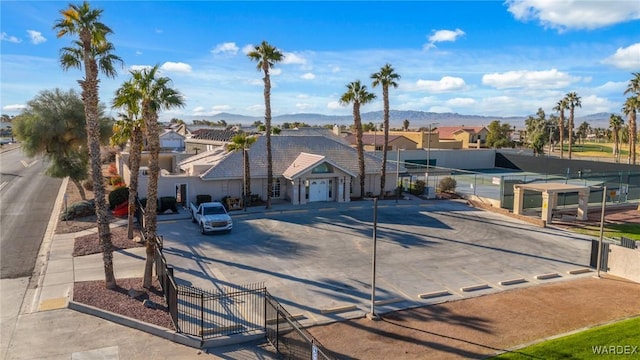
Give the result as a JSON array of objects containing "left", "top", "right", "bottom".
[
  {"left": 320, "top": 304, "right": 358, "bottom": 314},
  {"left": 567, "top": 268, "right": 592, "bottom": 275},
  {"left": 418, "top": 290, "right": 451, "bottom": 299},
  {"left": 374, "top": 297, "right": 405, "bottom": 306}
]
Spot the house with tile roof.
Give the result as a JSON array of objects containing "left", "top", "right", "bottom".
[
  {"left": 437, "top": 126, "right": 488, "bottom": 148},
  {"left": 130, "top": 134, "right": 404, "bottom": 207},
  {"left": 344, "top": 133, "right": 418, "bottom": 151}
]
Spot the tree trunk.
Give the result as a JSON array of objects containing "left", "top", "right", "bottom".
[
  {"left": 80, "top": 30, "right": 115, "bottom": 289},
  {"left": 143, "top": 110, "right": 160, "bottom": 289},
  {"left": 244, "top": 149, "right": 251, "bottom": 206},
  {"left": 379, "top": 86, "right": 389, "bottom": 199},
  {"left": 568, "top": 109, "right": 574, "bottom": 159},
  {"left": 354, "top": 103, "right": 365, "bottom": 198},
  {"left": 127, "top": 127, "right": 142, "bottom": 239},
  {"left": 630, "top": 112, "right": 637, "bottom": 164},
  {"left": 558, "top": 112, "right": 565, "bottom": 159},
  {"left": 263, "top": 67, "right": 272, "bottom": 209},
  {"left": 71, "top": 178, "right": 87, "bottom": 200}
]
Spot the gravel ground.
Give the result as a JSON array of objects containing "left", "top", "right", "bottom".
[{"left": 73, "top": 225, "right": 143, "bottom": 257}]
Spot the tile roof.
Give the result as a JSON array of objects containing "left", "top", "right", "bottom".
[
  {"left": 343, "top": 134, "right": 411, "bottom": 146},
  {"left": 282, "top": 153, "right": 357, "bottom": 180},
  {"left": 196, "top": 135, "right": 401, "bottom": 180}
]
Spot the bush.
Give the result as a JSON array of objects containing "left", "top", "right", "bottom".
[
  {"left": 439, "top": 177, "right": 457, "bottom": 193},
  {"left": 108, "top": 186, "right": 129, "bottom": 210},
  {"left": 110, "top": 175, "right": 124, "bottom": 186},
  {"left": 108, "top": 163, "right": 118, "bottom": 175},
  {"left": 411, "top": 180, "right": 426, "bottom": 196},
  {"left": 159, "top": 197, "right": 178, "bottom": 213},
  {"left": 196, "top": 194, "right": 211, "bottom": 205}
]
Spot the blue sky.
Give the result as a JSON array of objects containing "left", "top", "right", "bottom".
[{"left": 1, "top": 1, "right": 639, "bottom": 122}]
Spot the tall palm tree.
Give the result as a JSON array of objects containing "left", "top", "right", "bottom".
[
  {"left": 624, "top": 73, "right": 640, "bottom": 165},
  {"left": 340, "top": 80, "right": 376, "bottom": 198},
  {"left": 553, "top": 99, "right": 568, "bottom": 158},
  {"left": 609, "top": 114, "right": 624, "bottom": 162},
  {"left": 112, "top": 79, "right": 144, "bottom": 239},
  {"left": 227, "top": 133, "right": 257, "bottom": 210},
  {"left": 371, "top": 64, "right": 400, "bottom": 199},
  {"left": 563, "top": 92, "right": 581, "bottom": 159},
  {"left": 622, "top": 97, "right": 638, "bottom": 165},
  {"left": 128, "top": 65, "right": 185, "bottom": 288},
  {"left": 247, "top": 41, "right": 283, "bottom": 209},
  {"left": 55, "top": 1, "right": 122, "bottom": 289}
]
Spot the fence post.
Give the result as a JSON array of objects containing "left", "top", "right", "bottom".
[{"left": 200, "top": 294, "right": 204, "bottom": 341}]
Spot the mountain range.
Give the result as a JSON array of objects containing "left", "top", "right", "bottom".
[{"left": 183, "top": 110, "right": 614, "bottom": 129}]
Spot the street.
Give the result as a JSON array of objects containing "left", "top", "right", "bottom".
[{"left": 0, "top": 147, "right": 61, "bottom": 278}]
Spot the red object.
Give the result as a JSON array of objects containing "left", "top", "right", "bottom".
[{"left": 112, "top": 201, "right": 128, "bottom": 217}]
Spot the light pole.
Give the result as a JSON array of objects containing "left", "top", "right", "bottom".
[
  {"left": 596, "top": 186, "right": 607, "bottom": 278},
  {"left": 427, "top": 122, "right": 439, "bottom": 170},
  {"left": 367, "top": 197, "right": 380, "bottom": 320},
  {"left": 396, "top": 147, "right": 400, "bottom": 204}
]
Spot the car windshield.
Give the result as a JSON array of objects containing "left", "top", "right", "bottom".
[{"left": 204, "top": 206, "right": 225, "bottom": 215}]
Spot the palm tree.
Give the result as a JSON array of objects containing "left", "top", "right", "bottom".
[
  {"left": 371, "top": 64, "right": 400, "bottom": 199},
  {"left": 609, "top": 114, "right": 624, "bottom": 162},
  {"left": 227, "top": 133, "right": 257, "bottom": 210},
  {"left": 553, "top": 99, "right": 568, "bottom": 158},
  {"left": 247, "top": 41, "right": 283, "bottom": 209},
  {"left": 112, "top": 79, "right": 144, "bottom": 239},
  {"left": 563, "top": 92, "right": 581, "bottom": 159},
  {"left": 55, "top": 1, "right": 123, "bottom": 289},
  {"left": 623, "top": 73, "right": 640, "bottom": 165},
  {"left": 622, "top": 97, "right": 638, "bottom": 165},
  {"left": 340, "top": 80, "right": 376, "bottom": 198},
  {"left": 128, "top": 65, "right": 185, "bottom": 289}
]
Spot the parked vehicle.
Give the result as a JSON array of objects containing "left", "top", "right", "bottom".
[{"left": 190, "top": 201, "right": 233, "bottom": 234}]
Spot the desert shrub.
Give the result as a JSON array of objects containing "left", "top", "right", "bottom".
[
  {"left": 439, "top": 177, "right": 457, "bottom": 193},
  {"left": 108, "top": 186, "right": 129, "bottom": 209},
  {"left": 159, "top": 197, "right": 178, "bottom": 213},
  {"left": 196, "top": 194, "right": 211, "bottom": 205},
  {"left": 411, "top": 180, "right": 426, "bottom": 196},
  {"left": 60, "top": 200, "right": 95, "bottom": 220}
]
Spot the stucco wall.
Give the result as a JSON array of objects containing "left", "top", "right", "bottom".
[{"left": 608, "top": 245, "right": 640, "bottom": 283}]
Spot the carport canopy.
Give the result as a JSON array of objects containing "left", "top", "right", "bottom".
[{"left": 513, "top": 183, "right": 590, "bottom": 223}]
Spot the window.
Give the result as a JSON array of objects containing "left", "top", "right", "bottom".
[
  {"left": 312, "top": 163, "right": 331, "bottom": 173},
  {"left": 271, "top": 178, "right": 281, "bottom": 198}
]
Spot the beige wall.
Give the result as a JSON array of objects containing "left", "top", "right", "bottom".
[
  {"left": 608, "top": 245, "right": 640, "bottom": 283},
  {"left": 386, "top": 130, "right": 462, "bottom": 149}
]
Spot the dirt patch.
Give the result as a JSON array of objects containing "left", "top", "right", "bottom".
[
  {"left": 73, "top": 225, "right": 143, "bottom": 257},
  {"left": 308, "top": 276, "right": 640, "bottom": 359}
]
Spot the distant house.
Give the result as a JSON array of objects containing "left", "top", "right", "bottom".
[
  {"left": 344, "top": 133, "right": 418, "bottom": 151},
  {"left": 385, "top": 130, "right": 462, "bottom": 149},
  {"left": 159, "top": 129, "right": 185, "bottom": 151},
  {"left": 437, "top": 126, "right": 488, "bottom": 148},
  {"left": 184, "top": 129, "right": 242, "bottom": 154},
  {"left": 124, "top": 134, "right": 404, "bottom": 206}
]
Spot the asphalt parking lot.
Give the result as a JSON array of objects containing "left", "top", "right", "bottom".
[{"left": 157, "top": 199, "right": 595, "bottom": 326}]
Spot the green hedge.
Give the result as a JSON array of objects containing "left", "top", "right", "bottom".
[{"left": 108, "top": 186, "right": 129, "bottom": 210}]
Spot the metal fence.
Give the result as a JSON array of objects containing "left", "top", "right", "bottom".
[{"left": 265, "top": 291, "right": 334, "bottom": 360}]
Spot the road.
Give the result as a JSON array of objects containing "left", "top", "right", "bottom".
[{"left": 0, "top": 147, "right": 62, "bottom": 278}]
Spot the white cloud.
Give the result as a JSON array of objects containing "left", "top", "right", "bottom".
[
  {"left": 135, "top": 50, "right": 143, "bottom": 56},
  {"left": 505, "top": 0, "right": 640, "bottom": 31},
  {"left": 296, "top": 94, "right": 310, "bottom": 99},
  {"left": 2, "top": 104, "right": 26, "bottom": 112},
  {"left": 482, "top": 69, "right": 579, "bottom": 89},
  {"left": 296, "top": 103, "right": 313, "bottom": 110},
  {"left": 300, "top": 72, "right": 315, "bottom": 80},
  {"left": 282, "top": 52, "right": 307, "bottom": 65},
  {"left": 331, "top": 66, "right": 341, "bottom": 73},
  {"left": 26, "top": 30, "right": 46, "bottom": 44},
  {"left": 446, "top": 98, "right": 476, "bottom": 107},
  {"left": 413, "top": 76, "right": 468, "bottom": 92},
  {"left": 212, "top": 105, "right": 232, "bottom": 112},
  {"left": 270, "top": 68, "right": 282, "bottom": 76},
  {"left": 429, "top": 106, "right": 452, "bottom": 113},
  {"left": 192, "top": 104, "right": 233, "bottom": 116},
  {"left": 246, "top": 104, "right": 264, "bottom": 112},
  {"left": 248, "top": 79, "right": 263, "bottom": 86},
  {"left": 327, "top": 101, "right": 341, "bottom": 110},
  {"left": 161, "top": 62, "right": 192, "bottom": 73},
  {"left": 241, "top": 44, "right": 254, "bottom": 55},
  {"left": 602, "top": 43, "right": 640, "bottom": 70},
  {"left": 424, "top": 29, "right": 465, "bottom": 50},
  {"left": 129, "top": 65, "right": 153, "bottom": 73},
  {"left": 1, "top": 32, "right": 21, "bottom": 43},
  {"left": 212, "top": 42, "right": 239, "bottom": 55}
]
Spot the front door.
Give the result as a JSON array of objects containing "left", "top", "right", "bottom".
[
  {"left": 176, "top": 184, "right": 187, "bottom": 207},
  {"left": 309, "top": 179, "right": 329, "bottom": 202}
]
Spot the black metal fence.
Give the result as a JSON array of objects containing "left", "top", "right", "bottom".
[
  {"left": 176, "top": 282, "right": 266, "bottom": 339},
  {"left": 265, "top": 291, "right": 334, "bottom": 360}
]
